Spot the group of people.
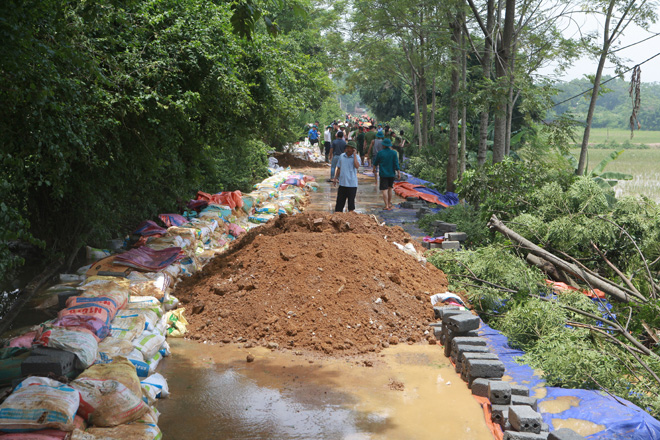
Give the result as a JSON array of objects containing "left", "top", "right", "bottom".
[{"left": 307, "top": 117, "right": 403, "bottom": 213}]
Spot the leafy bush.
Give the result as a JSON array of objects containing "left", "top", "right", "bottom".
[{"left": 419, "top": 204, "right": 491, "bottom": 247}]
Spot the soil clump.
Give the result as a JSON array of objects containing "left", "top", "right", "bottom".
[
  {"left": 176, "top": 212, "right": 453, "bottom": 356},
  {"left": 270, "top": 152, "right": 327, "bottom": 169}
]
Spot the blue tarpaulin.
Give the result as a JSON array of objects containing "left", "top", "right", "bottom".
[{"left": 478, "top": 323, "right": 660, "bottom": 439}]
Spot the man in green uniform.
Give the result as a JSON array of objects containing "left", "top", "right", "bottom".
[
  {"left": 363, "top": 125, "right": 377, "bottom": 166},
  {"left": 373, "top": 138, "right": 400, "bottom": 210},
  {"left": 355, "top": 126, "right": 366, "bottom": 165}
]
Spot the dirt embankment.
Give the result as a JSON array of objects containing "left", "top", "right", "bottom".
[{"left": 176, "top": 212, "right": 452, "bottom": 355}]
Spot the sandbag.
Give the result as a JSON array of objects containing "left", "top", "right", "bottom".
[
  {"left": 109, "top": 314, "right": 146, "bottom": 341},
  {"left": 125, "top": 350, "right": 149, "bottom": 378},
  {"left": 35, "top": 328, "right": 98, "bottom": 369},
  {"left": 0, "top": 377, "right": 79, "bottom": 432},
  {"left": 71, "top": 378, "right": 148, "bottom": 427},
  {"left": 132, "top": 332, "right": 165, "bottom": 360},
  {"left": 0, "top": 430, "right": 68, "bottom": 439},
  {"left": 144, "top": 352, "right": 162, "bottom": 376},
  {"left": 76, "top": 357, "right": 141, "bottom": 398},
  {"left": 140, "top": 373, "right": 169, "bottom": 405},
  {"left": 78, "top": 422, "right": 161, "bottom": 440},
  {"left": 96, "top": 338, "right": 134, "bottom": 363},
  {"left": 163, "top": 308, "right": 188, "bottom": 338}
]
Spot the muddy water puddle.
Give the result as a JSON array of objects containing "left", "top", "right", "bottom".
[{"left": 158, "top": 339, "right": 492, "bottom": 439}]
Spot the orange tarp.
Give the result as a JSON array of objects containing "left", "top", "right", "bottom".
[
  {"left": 393, "top": 182, "right": 449, "bottom": 207},
  {"left": 195, "top": 190, "right": 243, "bottom": 210}
]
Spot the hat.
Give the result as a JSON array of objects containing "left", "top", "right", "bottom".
[
  {"left": 327, "top": 125, "right": 333, "bottom": 129},
  {"left": 347, "top": 141, "right": 357, "bottom": 148},
  {"left": 376, "top": 131, "right": 384, "bottom": 138},
  {"left": 382, "top": 138, "right": 392, "bottom": 147}
]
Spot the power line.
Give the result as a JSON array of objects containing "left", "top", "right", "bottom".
[
  {"left": 552, "top": 50, "right": 660, "bottom": 108},
  {"left": 610, "top": 32, "right": 660, "bottom": 53}
]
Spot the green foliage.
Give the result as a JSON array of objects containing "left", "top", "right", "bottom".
[
  {"left": 405, "top": 134, "right": 449, "bottom": 189},
  {"left": 419, "top": 204, "right": 491, "bottom": 248},
  {"left": 0, "top": 0, "right": 337, "bottom": 281}
]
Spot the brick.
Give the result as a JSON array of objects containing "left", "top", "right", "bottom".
[
  {"left": 471, "top": 378, "right": 491, "bottom": 397},
  {"left": 512, "top": 395, "right": 538, "bottom": 411},
  {"left": 509, "top": 405, "right": 543, "bottom": 434},
  {"left": 21, "top": 347, "right": 77, "bottom": 377},
  {"left": 547, "top": 428, "right": 586, "bottom": 440},
  {"left": 489, "top": 381, "right": 512, "bottom": 405},
  {"left": 446, "top": 313, "right": 480, "bottom": 333},
  {"left": 434, "top": 306, "right": 460, "bottom": 319},
  {"left": 440, "top": 240, "right": 461, "bottom": 250},
  {"left": 491, "top": 404, "right": 509, "bottom": 426},
  {"left": 446, "top": 232, "right": 468, "bottom": 242},
  {"left": 511, "top": 383, "right": 530, "bottom": 397},
  {"left": 466, "top": 359, "right": 505, "bottom": 378},
  {"left": 503, "top": 432, "right": 548, "bottom": 440}
]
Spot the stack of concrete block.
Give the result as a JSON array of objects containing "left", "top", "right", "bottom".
[
  {"left": 416, "top": 207, "right": 432, "bottom": 218},
  {"left": 445, "top": 232, "right": 467, "bottom": 242},
  {"left": 401, "top": 200, "right": 427, "bottom": 210},
  {"left": 433, "top": 220, "right": 456, "bottom": 236},
  {"left": 21, "top": 347, "right": 79, "bottom": 378}
]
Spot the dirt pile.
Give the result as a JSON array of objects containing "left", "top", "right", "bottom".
[
  {"left": 175, "top": 212, "right": 453, "bottom": 355},
  {"left": 270, "top": 152, "right": 326, "bottom": 169}
]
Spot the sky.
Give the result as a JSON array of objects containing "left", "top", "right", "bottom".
[{"left": 538, "top": 5, "right": 660, "bottom": 84}]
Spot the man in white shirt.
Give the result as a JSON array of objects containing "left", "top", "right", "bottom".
[{"left": 332, "top": 141, "right": 360, "bottom": 212}]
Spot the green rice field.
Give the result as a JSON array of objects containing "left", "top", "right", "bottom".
[
  {"left": 585, "top": 128, "right": 660, "bottom": 145},
  {"left": 569, "top": 147, "right": 660, "bottom": 202}
]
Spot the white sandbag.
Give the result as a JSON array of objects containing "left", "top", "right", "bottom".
[
  {"left": 0, "top": 377, "right": 79, "bottom": 432},
  {"left": 34, "top": 327, "right": 98, "bottom": 369},
  {"left": 132, "top": 332, "right": 166, "bottom": 360},
  {"left": 97, "top": 337, "right": 135, "bottom": 363},
  {"left": 79, "top": 423, "right": 162, "bottom": 440},
  {"left": 145, "top": 351, "right": 162, "bottom": 375},
  {"left": 140, "top": 373, "right": 169, "bottom": 405},
  {"left": 71, "top": 378, "right": 148, "bottom": 427},
  {"left": 125, "top": 349, "right": 149, "bottom": 378},
  {"left": 109, "top": 313, "right": 146, "bottom": 341}
]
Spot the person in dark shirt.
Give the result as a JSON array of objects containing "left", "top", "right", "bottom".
[
  {"left": 373, "top": 138, "right": 400, "bottom": 210},
  {"left": 328, "top": 131, "right": 347, "bottom": 182}
]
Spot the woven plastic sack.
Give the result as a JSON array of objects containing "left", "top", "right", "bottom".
[
  {"left": 76, "top": 357, "right": 142, "bottom": 398},
  {"left": 96, "top": 338, "right": 134, "bottom": 364},
  {"left": 132, "top": 332, "right": 165, "bottom": 360},
  {"left": 71, "top": 378, "right": 148, "bottom": 427},
  {"left": 0, "top": 430, "right": 68, "bottom": 439},
  {"left": 109, "top": 314, "right": 146, "bottom": 341},
  {"left": 35, "top": 328, "right": 98, "bottom": 369},
  {"left": 0, "top": 377, "right": 79, "bottom": 432},
  {"left": 163, "top": 308, "right": 188, "bottom": 338},
  {"left": 140, "top": 374, "right": 169, "bottom": 405},
  {"left": 79, "top": 423, "right": 161, "bottom": 440}
]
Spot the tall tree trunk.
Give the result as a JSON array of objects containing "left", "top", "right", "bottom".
[
  {"left": 460, "top": 28, "right": 467, "bottom": 177},
  {"left": 412, "top": 65, "right": 422, "bottom": 147},
  {"left": 505, "top": 39, "right": 517, "bottom": 155},
  {"left": 492, "top": 0, "right": 515, "bottom": 163},
  {"left": 477, "top": 0, "right": 495, "bottom": 166},
  {"left": 577, "top": 0, "right": 616, "bottom": 175},
  {"left": 431, "top": 75, "right": 436, "bottom": 131},
  {"left": 448, "top": 13, "right": 461, "bottom": 192},
  {"left": 419, "top": 21, "right": 429, "bottom": 148}
]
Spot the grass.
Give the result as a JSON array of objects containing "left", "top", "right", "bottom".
[
  {"left": 584, "top": 128, "right": 660, "bottom": 146},
  {"left": 569, "top": 147, "right": 660, "bottom": 202}
]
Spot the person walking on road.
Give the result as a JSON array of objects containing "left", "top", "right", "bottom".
[
  {"left": 308, "top": 125, "right": 319, "bottom": 149},
  {"left": 324, "top": 125, "right": 333, "bottom": 162},
  {"left": 356, "top": 126, "right": 366, "bottom": 165},
  {"left": 328, "top": 131, "right": 346, "bottom": 182},
  {"left": 367, "top": 131, "right": 385, "bottom": 181},
  {"left": 373, "top": 138, "right": 400, "bottom": 210},
  {"left": 332, "top": 141, "right": 360, "bottom": 212}
]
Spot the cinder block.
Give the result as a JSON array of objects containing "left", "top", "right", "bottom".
[
  {"left": 429, "top": 242, "right": 443, "bottom": 249},
  {"left": 451, "top": 336, "right": 487, "bottom": 349},
  {"left": 541, "top": 423, "right": 549, "bottom": 433},
  {"left": 471, "top": 378, "right": 491, "bottom": 397},
  {"left": 446, "top": 313, "right": 480, "bottom": 333},
  {"left": 440, "top": 240, "right": 461, "bottom": 250},
  {"left": 416, "top": 208, "right": 431, "bottom": 218},
  {"left": 509, "top": 405, "right": 543, "bottom": 434},
  {"left": 429, "top": 323, "right": 443, "bottom": 340},
  {"left": 441, "top": 309, "right": 470, "bottom": 325},
  {"left": 512, "top": 394, "right": 538, "bottom": 411},
  {"left": 434, "top": 306, "right": 460, "bottom": 319},
  {"left": 489, "top": 381, "right": 512, "bottom": 405},
  {"left": 21, "top": 347, "right": 77, "bottom": 377},
  {"left": 548, "top": 428, "right": 586, "bottom": 440},
  {"left": 433, "top": 221, "right": 457, "bottom": 232},
  {"left": 446, "top": 232, "right": 468, "bottom": 242},
  {"left": 452, "top": 344, "right": 490, "bottom": 364},
  {"left": 491, "top": 404, "right": 509, "bottom": 426},
  {"left": 466, "top": 359, "right": 505, "bottom": 378},
  {"left": 422, "top": 241, "right": 431, "bottom": 249},
  {"left": 503, "top": 432, "right": 548, "bottom": 440},
  {"left": 460, "top": 352, "right": 500, "bottom": 377},
  {"left": 511, "top": 383, "right": 530, "bottom": 397}
]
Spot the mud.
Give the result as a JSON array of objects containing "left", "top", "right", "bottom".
[
  {"left": 157, "top": 339, "right": 494, "bottom": 439},
  {"left": 175, "top": 212, "right": 454, "bottom": 355},
  {"left": 551, "top": 418, "right": 605, "bottom": 436}
]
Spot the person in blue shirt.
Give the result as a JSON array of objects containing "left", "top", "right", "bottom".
[
  {"left": 328, "top": 131, "right": 346, "bottom": 182},
  {"left": 308, "top": 125, "right": 319, "bottom": 149},
  {"left": 332, "top": 141, "right": 360, "bottom": 212},
  {"left": 373, "top": 138, "right": 400, "bottom": 210}
]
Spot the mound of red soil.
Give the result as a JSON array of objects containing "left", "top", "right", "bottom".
[
  {"left": 270, "top": 152, "right": 326, "bottom": 169},
  {"left": 175, "top": 212, "right": 454, "bottom": 356}
]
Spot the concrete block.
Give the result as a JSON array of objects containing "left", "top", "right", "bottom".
[
  {"left": 434, "top": 306, "right": 460, "bottom": 319},
  {"left": 511, "top": 383, "right": 530, "bottom": 397},
  {"left": 510, "top": 405, "right": 543, "bottom": 434},
  {"left": 548, "top": 428, "right": 586, "bottom": 440},
  {"left": 451, "top": 344, "right": 490, "bottom": 365},
  {"left": 441, "top": 309, "right": 470, "bottom": 325},
  {"left": 446, "top": 313, "right": 481, "bottom": 333},
  {"left": 503, "top": 432, "right": 548, "bottom": 440},
  {"left": 489, "top": 381, "right": 512, "bottom": 405},
  {"left": 22, "top": 347, "right": 77, "bottom": 377},
  {"left": 541, "top": 423, "right": 549, "bottom": 433},
  {"left": 429, "top": 242, "right": 443, "bottom": 249},
  {"left": 471, "top": 378, "right": 491, "bottom": 397},
  {"left": 491, "top": 404, "right": 509, "bottom": 426},
  {"left": 451, "top": 336, "right": 487, "bottom": 349},
  {"left": 459, "top": 352, "right": 499, "bottom": 377},
  {"left": 57, "top": 290, "right": 79, "bottom": 309},
  {"left": 433, "top": 221, "right": 457, "bottom": 232},
  {"left": 416, "top": 208, "right": 431, "bottom": 219},
  {"left": 466, "top": 359, "right": 505, "bottom": 378},
  {"left": 428, "top": 323, "right": 443, "bottom": 340},
  {"left": 422, "top": 241, "right": 431, "bottom": 249},
  {"left": 446, "top": 232, "right": 468, "bottom": 242},
  {"left": 440, "top": 240, "right": 461, "bottom": 250},
  {"left": 511, "top": 394, "right": 538, "bottom": 411},
  {"left": 406, "top": 197, "right": 419, "bottom": 202}
]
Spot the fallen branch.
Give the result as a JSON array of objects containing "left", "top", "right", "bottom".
[
  {"left": 591, "top": 242, "right": 642, "bottom": 298},
  {"left": 488, "top": 215, "right": 643, "bottom": 303}
]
